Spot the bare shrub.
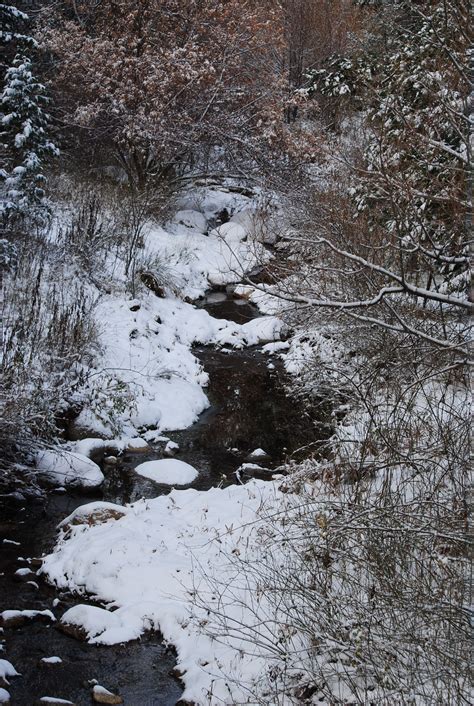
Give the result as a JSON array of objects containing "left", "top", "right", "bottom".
[
  {"left": 0, "top": 237, "right": 97, "bottom": 471},
  {"left": 192, "top": 350, "right": 471, "bottom": 703}
]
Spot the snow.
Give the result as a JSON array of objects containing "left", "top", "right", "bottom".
[
  {"left": 1, "top": 609, "right": 55, "bottom": 622},
  {"left": 43, "top": 185, "right": 285, "bottom": 442},
  {"left": 38, "top": 699, "right": 74, "bottom": 705},
  {"left": 84, "top": 292, "right": 284, "bottom": 436},
  {"left": 236, "top": 463, "right": 268, "bottom": 473},
  {"left": 35, "top": 449, "right": 104, "bottom": 489},
  {"left": 126, "top": 437, "right": 149, "bottom": 451},
  {"left": 14, "top": 568, "right": 32, "bottom": 577},
  {"left": 0, "top": 689, "right": 9, "bottom": 704},
  {"left": 41, "top": 480, "right": 289, "bottom": 703},
  {"left": 171, "top": 209, "right": 207, "bottom": 233},
  {"left": 144, "top": 190, "right": 272, "bottom": 300},
  {"left": 233, "top": 283, "right": 290, "bottom": 315},
  {"left": 164, "top": 440, "right": 179, "bottom": 455},
  {"left": 58, "top": 502, "right": 130, "bottom": 529},
  {"left": 92, "top": 685, "right": 120, "bottom": 698},
  {"left": 73, "top": 438, "right": 107, "bottom": 459},
  {"left": 247, "top": 448, "right": 268, "bottom": 459},
  {"left": 262, "top": 341, "right": 290, "bottom": 354},
  {"left": 40, "top": 657, "right": 62, "bottom": 664},
  {"left": 0, "top": 660, "right": 19, "bottom": 684},
  {"left": 239, "top": 316, "right": 287, "bottom": 345},
  {"left": 208, "top": 221, "right": 247, "bottom": 244},
  {"left": 60, "top": 605, "right": 143, "bottom": 645},
  {"left": 134, "top": 459, "right": 198, "bottom": 486}
]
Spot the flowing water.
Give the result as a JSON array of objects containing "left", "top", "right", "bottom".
[{"left": 0, "top": 291, "right": 332, "bottom": 705}]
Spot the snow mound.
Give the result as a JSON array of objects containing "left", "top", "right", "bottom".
[
  {"left": 262, "top": 341, "right": 290, "bottom": 354},
  {"left": 208, "top": 221, "right": 247, "bottom": 243},
  {"left": 0, "top": 660, "right": 19, "bottom": 685},
  {"left": 36, "top": 450, "right": 104, "bottom": 489},
  {"left": 60, "top": 604, "right": 145, "bottom": 645},
  {"left": 134, "top": 459, "right": 198, "bottom": 486},
  {"left": 172, "top": 209, "right": 207, "bottom": 233},
  {"left": 247, "top": 448, "right": 269, "bottom": 460},
  {"left": 240, "top": 316, "right": 287, "bottom": 345},
  {"left": 58, "top": 501, "right": 129, "bottom": 529},
  {"left": 0, "top": 689, "right": 10, "bottom": 704}
]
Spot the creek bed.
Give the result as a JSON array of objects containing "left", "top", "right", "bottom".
[{"left": 0, "top": 291, "right": 332, "bottom": 705}]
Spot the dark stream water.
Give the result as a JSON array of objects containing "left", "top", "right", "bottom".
[{"left": 0, "top": 292, "right": 332, "bottom": 706}]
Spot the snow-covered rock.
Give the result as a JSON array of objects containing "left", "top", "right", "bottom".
[
  {"left": 262, "top": 341, "right": 290, "bottom": 355},
  {"left": 0, "top": 688, "right": 10, "bottom": 704},
  {"left": 58, "top": 502, "right": 129, "bottom": 530},
  {"left": 240, "top": 316, "right": 287, "bottom": 345},
  {"left": 0, "top": 660, "right": 19, "bottom": 686},
  {"left": 35, "top": 450, "right": 104, "bottom": 489},
  {"left": 126, "top": 438, "right": 150, "bottom": 453},
  {"left": 164, "top": 440, "right": 179, "bottom": 457},
  {"left": 40, "top": 657, "right": 62, "bottom": 666},
  {"left": 134, "top": 459, "right": 198, "bottom": 486},
  {"left": 246, "top": 448, "right": 271, "bottom": 462},
  {"left": 172, "top": 209, "right": 207, "bottom": 233},
  {"left": 13, "top": 567, "right": 35, "bottom": 582},
  {"left": 73, "top": 438, "right": 106, "bottom": 464},
  {"left": 0, "top": 609, "right": 55, "bottom": 629},
  {"left": 91, "top": 685, "right": 123, "bottom": 704},
  {"left": 208, "top": 221, "right": 247, "bottom": 244},
  {"left": 59, "top": 605, "right": 143, "bottom": 645}
]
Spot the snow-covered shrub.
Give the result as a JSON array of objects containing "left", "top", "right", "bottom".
[
  {"left": 195, "top": 365, "right": 471, "bottom": 703},
  {"left": 0, "top": 240, "right": 97, "bottom": 471}
]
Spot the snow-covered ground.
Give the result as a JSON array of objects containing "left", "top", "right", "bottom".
[{"left": 41, "top": 480, "right": 295, "bottom": 704}]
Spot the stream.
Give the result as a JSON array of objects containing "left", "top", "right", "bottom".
[{"left": 0, "top": 291, "right": 332, "bottom": 706}]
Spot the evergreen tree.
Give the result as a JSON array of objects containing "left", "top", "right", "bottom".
[
  {"left": 1, "top": 3, "right": 33, "bottom": 44},
  {"left": 1, "top": 54, "right": 59, "bottom": 221}
]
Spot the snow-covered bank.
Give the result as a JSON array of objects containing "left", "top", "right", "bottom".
[
  {"left": 84, "top": 293, "right": 286, "bottom": 438},
  {"left": 67, "top": 185, "right": 285, "bottom": 444},
  {"left": 41, "top": 481, "right": 291, "bottom": 704}
]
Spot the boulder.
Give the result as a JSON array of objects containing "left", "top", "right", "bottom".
[
  {"left": 39, "top": 657, "right": 63, "bottom": 667},
  {"left": 172, "top": 209, "right": 207, "bottom": 233},
  {"left": 13, "top": 567, "right": 36, "bottom": 582},
  {"left": 58, "top": 502, "right": 127, "bottom": 532},
  {"left": 0, "top": 609, "right": 55, "bottom": 629},
  {"left": 36, "top": 449, "right": 104, "bottom": 490},
  {"left": 92, "top": 685, "right": 123, "bottom": 704},
  {"left": 126, "top": 438, "right": 150, "bottom": 453},
  {"left": 245, "top": 448, "right": 272, "bottom": 463},
  {"left": 164, "top": 440, "right": 180, "bottom": 457}
]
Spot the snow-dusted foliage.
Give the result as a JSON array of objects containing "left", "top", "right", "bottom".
[
  {"left": 306, "top": 0, "right": 470, "bottom": 296},
  {"left": 1, "top": 54, "right": 58, "bottom": 220},
  {"left": 0, "top": 3, "right": 35, "bottom": 50}
]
